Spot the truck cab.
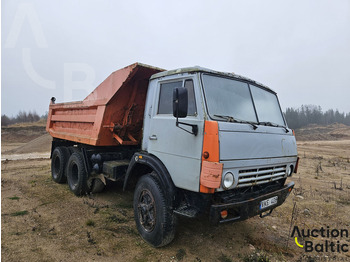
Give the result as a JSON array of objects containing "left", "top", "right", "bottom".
[{"left": 143, "top": 66, "right": 297, "bottom": 192}]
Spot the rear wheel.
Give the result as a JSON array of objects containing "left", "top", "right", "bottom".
[
  {"left": 51, "top": 147, "right": 70, "bottom": 183},
  {"left": 133, "top": 174, "right": 176, "bottom": 247},
  {"left": 66, "top": 152, "right": 88, "bottom": 196}
]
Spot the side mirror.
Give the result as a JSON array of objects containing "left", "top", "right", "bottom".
[
  {"left": 172, "top": 86, "right": 198, "bottom": 136},
  {"left": 173, "top": 87, "right": 188, "bottom": 118}
]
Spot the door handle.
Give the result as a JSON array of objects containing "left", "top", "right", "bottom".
[{"left": 149, "top": 135, "right": 157, "bottom": 140}]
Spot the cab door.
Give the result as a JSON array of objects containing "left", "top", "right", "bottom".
[{"left": 147, "top": 76, "right": 204, "bottom": 192}]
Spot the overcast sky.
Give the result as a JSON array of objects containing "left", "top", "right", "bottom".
[{"left": 2, "top": 0, "right": 350, "bottom": 117}]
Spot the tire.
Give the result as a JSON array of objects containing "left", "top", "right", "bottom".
[
  {"left": 51, "top": 147, "right": 70, "bottom": 183},
  {"left": 68, "top": 146, "right": 80, "bottom": 155},
  {"left": 133, "top": 174, "right": 176, "bottom": 247},
  {"left": 66, "top": 152, "right": 89, "bottom": 196}
]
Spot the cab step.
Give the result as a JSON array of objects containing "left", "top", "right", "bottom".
[{"left": 174, "top": 205, "right": 199, "bottom": 218}]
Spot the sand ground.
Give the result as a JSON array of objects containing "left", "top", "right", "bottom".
[{"left": 1, "top": 123, "right": 350, "bottom": 261}]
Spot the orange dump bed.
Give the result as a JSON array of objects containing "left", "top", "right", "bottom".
[{"left": 46, "top": 63, "right": 164, "bottom": 146}]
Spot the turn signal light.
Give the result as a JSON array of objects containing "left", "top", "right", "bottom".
[{"left": 221, "top": 210, "right": 228, "bottom": 219}]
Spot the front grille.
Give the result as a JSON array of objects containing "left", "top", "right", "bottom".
[
  {"left": 237, "top": 165, "right": 286, "bottom": 188},
  {"left": 214, "top": 180, "right": 283, "bottom": 204}
]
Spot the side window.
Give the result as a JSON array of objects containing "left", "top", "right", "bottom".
[
  {"left": 158, "top": 81, "right": 182, "bottom": 114},
  {"left": 157, "top": 79, "right": 197, "bottom": 115}
]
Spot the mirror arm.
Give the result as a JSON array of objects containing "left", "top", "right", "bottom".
[{"left": 176, "top": 118, "right": 198, "bottom": 136}]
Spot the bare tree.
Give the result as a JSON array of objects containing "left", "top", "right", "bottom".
[{"left": 1, "top": 115, "right": 12, "bottom": 126}]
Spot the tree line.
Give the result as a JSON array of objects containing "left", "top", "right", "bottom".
[
  {"left": 2, "top": 106, "right": 350, "bottom": 129},
  {"left": 284, "top": 105, "right": 350, "bottom": 129},
  {"left": 1, "top": 110, "right": 48, "bottom": 126}
]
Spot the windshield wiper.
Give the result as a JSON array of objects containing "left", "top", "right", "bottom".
[
  {"left": 213, "top": 115, "right": 258, "bottom": 130},
  {"left": 259, "top": 121, "right": 289, "bottom": 133}
]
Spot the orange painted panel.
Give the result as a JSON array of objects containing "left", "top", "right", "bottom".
[
  {"left": 51, "top": 114, "right": 95, "bottom": 123},
  {"left": 200, "top": 120, "right": 221, "bottom": 193},
  {"left": 46, "top": 63, "right": 164, "bottom": 146},
  {"left": 202, "top": 121, "right": 219, "bottom": 162}
]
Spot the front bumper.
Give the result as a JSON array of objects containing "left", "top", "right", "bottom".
[{"left": 209, "top": 182, "right": 294, "bottom": 224}]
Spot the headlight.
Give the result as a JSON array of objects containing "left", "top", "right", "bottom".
[
  {"left": 286, "top": 165, "right": 294, "bottom": 176},
  {"left": 223, "top": 172, "right": 234, "bottom": 189}
]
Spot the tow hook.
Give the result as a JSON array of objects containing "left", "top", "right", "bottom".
[{"left": 260, "top": 208, "right": 274, "bottom": 218}]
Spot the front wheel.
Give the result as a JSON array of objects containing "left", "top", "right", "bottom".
[{"left": 133, "top": 174, "right": 176, "bottom": 247}]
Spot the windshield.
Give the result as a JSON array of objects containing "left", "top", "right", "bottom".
[
  {"left": 250, "top": 84, "right": 285, "bottom": 126},
  {"left": 202, "top": 74, "right": 285, "bottom": 126},
  {"left": 202, "top": 74, "right": 257, "bottom": 122}
]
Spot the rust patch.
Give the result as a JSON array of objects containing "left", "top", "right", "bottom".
[{"left": 200, "top": 161, "right": 223, "bottom": 189}]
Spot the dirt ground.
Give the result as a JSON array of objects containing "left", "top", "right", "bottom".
[
  {"left": 1, "top": 123, "right": 350, "bottom": 262},
  {"left": 295, "top": 123, "right": 350, "bottom": 141}
]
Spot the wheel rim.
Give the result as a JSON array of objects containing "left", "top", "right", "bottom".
[{"left": 137, "top": 189, "right": 156, "bottom": 232}]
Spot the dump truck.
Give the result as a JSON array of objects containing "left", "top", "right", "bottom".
[{"left": 46, "top": 62, "right": 299, "bottom": 247}]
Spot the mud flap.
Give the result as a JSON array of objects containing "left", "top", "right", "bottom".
[{"left": 88, "top": 174, "right": 106, "bottom": 193}]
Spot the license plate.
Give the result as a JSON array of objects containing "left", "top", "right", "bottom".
[{"left": 260, "top": 196, "right": 278, "bottom": 210}]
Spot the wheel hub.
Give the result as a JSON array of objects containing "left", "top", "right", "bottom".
[{"left": 137, "top": 189, "right": 156, "bottom": 232}]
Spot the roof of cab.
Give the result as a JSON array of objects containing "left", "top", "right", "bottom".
[{"left": 150, "top": 66, "right": 275, "bottom": 93}]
